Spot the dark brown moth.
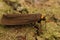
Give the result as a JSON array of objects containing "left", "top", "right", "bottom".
[{"left": 0, "top": 14, "right": 42, "bottom": 25}]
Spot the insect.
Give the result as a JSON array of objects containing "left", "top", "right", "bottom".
[{"left": 0, "top": 14, "right": 44, "bottom": 25}]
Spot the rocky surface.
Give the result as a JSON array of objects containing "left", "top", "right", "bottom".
[{"left": 0, "top": 0, "right": 60, "bottom": 40}]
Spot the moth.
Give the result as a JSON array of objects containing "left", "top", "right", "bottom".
[{"left": 0, "top": 14, "right": 43, "bottom": 25}]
